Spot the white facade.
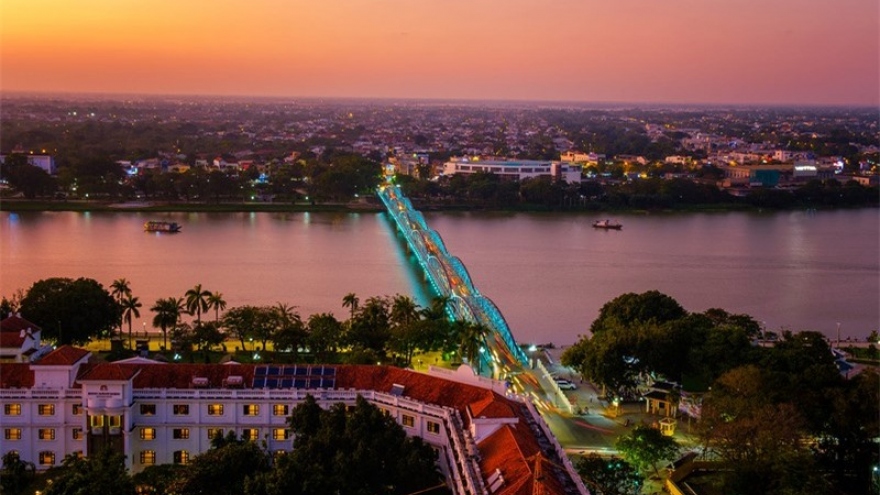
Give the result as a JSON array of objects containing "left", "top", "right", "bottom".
[{"left": 444, "top": 158, "right": 581, "bottom": 183}]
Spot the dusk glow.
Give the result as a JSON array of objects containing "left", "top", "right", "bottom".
[{"left": 2, "top": 0, "right": 877, "bottom": 105}]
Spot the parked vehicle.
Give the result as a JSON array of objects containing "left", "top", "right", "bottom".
[{"left": 555, "top": 378, "right": 577, "bottom": 390}]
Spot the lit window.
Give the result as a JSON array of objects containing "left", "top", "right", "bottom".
[
  {"left": 108, "top": 415, "right": 121, "bottom": 428},
  {"left": 272, "top": 428, "right": 289, "bottom": 440},
  {"left": 243, "top": 404, "right": 259, "bottom": 416},
  {"left": 427, "top": 421, "right": 440, "bottom": 434},
  {"left": 140, "top": 404, "right": 156, "bottom": 416},
  {"left": 140, "top": 450, "right": 156, "bottom": 465},
  {"left": 4, "top": 404, "right": 21, "bottom": 415},
  {"left": 207, "top": 428, "right": 224, "bottom": 440},
  {"left": 242, "top": 428, "right": 259, "bottom": 441},
  {"left": 39, "top": 428, "right": 55, "bottom": 440},
  {"left": 39, "top": 451, "right": 55, "bottom": 466},
  {"left": 4, "top": 428, "right": 22, "bottom": 440},
  {"left": 90, "top": 415, "right": 105, "bottom": 428},
  {"left": 173, "top": 450, "right": 189, "bottom": 465},
  {"left": 72, "top": 428, "right": 83, "bottom": 440},
  {"left": 208, "top": 404, "right": 224, "bottom": 416},
  {"left": 173, "top": 428, "right": 190, "bottom": 440},
  {"left": 401, "top": 415, "right": 415, "bottom": 428},
  {"left": 72, "top": 404, "right": 83, "bottom": 415},
  {"left": 140, "top": 428, "right": 156, "bottom": 440},
  {"left": 173, "top": 404, "right": 189, "bottom": 415},
  {"left": 273, "top": 404, "right": 288, "bottom": 416},
  {"left": 38, "top": 404, "right": 55, "bottom": 416}
]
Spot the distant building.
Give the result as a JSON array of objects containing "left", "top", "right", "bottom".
[
  {"left": 0, "top": 154, "right": 57, "bottom": 175},
  {"left": 0, "top": 314, "right": 47, "bottom": 363},
  {"left": 0, "top": 347, "right": 587, "bottom": 495},
  {"left": 444, "top": 158, "right": 581, "bottom": 183}
]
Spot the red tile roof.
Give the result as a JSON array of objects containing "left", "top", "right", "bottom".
[
  {"left": 478, "top": 423, "right": 570, "bottom": 495},
  {"left": 35, "top": 346, "right": 90, "bottom": 366},
  {"left": 0, "top": 315, "right": 41, "bottom": 334},
  {"left": 0, "top": 332, "right": 25, "bottom": 348},
  {"left": 77, "top": 363, "right": 141, "bottom": 381},
  {"left": 0, "top": 363, "right": 34, "bottom": 388}
]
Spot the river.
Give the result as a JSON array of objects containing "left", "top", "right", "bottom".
[{"left": 1, "top": 208, "right": 877, "bottom": 345}]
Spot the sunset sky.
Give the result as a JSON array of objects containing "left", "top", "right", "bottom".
[{"left": 2, "top": 0, "right": 878, "bottom": 106}]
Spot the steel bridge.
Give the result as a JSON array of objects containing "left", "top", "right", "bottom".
[{"left": 377, "top": 183, "right": 530, "bottom": 375}]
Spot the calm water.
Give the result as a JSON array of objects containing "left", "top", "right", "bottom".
[{"left": 1, "top": 209, "right": 878, "bottom": 345}]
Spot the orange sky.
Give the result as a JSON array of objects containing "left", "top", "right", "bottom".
[{"left": 2, "top": 0, "right": 878, "bottom": 105}]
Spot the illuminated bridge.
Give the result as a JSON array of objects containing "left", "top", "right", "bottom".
[{"left": 378, "top": 183, "right": 530, "bottom": 375}]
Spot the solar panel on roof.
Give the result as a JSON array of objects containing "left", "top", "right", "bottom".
[
  {"left": 267, "top": 366, "right": 280, "bottom": 375},
  {"left": 294, "top": 378, "right": 307, "bottom": 389},
  {"left": 294, "top": 367, "right": 308, "bottom": 376},
  {"left": 280, "top": 378, "right": 294, "bottom": 388},
  {"left": 255, "top": 366, "right": 268, "bottom": 376},
  {"left": 323, "top": 378, "right": 335, "bottom": 389},
  {"left": 266, "top": 378, "right": 278, "bottom": 388},
  {"left": 321, "top": 367, "right": 336, "bottom": 376},
  {"left": 253, "top": 377, "right": 266, "bottom": 388},
  {"left": 306, "top": 379, "right": 320, "bottom": 389},
  {"left": 282, "top": 366, "right": 297, "bottom": 375}
]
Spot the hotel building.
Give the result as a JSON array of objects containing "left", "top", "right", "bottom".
[{"left": 0, "top": 345, "right": 588, "bottom": 495}]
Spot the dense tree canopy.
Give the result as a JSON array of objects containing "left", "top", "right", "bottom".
[{"left": 19, "top": 277, "right": 120, "bottom": 344}]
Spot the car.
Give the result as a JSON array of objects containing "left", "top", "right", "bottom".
[{"left": 554, "top": 378, "right": 577, "bottom": 390}]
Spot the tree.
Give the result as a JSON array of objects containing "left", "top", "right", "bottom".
[
  {"left": 615, "top": 425, "right": 679, "bottom": 477},
  {"left": 590, "top": 291, "right": 687, "bottom": 335},
  {"left": 44, "top": 448, "right": 135, "bottom": 495},
  {"left": 257, "top": 394, "right": 442, "bottom": 495},
  {"left": 151, "top": 297, "right": 184, "bottom": 351},
  {"left": 459, "top": 322, "right": 490, "bottom": 374},
  {"left": 342, "top": 292, "right": 359, "bottom": 320},
  {"left": 121, "top": 294, "right": 142, "bottom": 350},
  {"left": 576, "top": 453, "right": 643, "bottom": 495},
  {"left": 207, "top": 292, "right": 227, "bottom": 322},
  {"left": 271, "top": 303, "right": 307, "bottom": 359},
  {"left": 19, "top": 277, "right": 120, "bottom": 344},
  {"left": 110, "top": 278, "right": 132, "bottom": 338},
  {"left": 131, "top": 464, "right": 186, "bottom": 495},
  {"left": 1, "top": 451, "right": 36, "bottom": 495},
  {"left": 185, "top": 284, "right": 213, "bottom": 326},
  {"left": 306, "top": 313, "right": 343, "bottom": 362},
  {"left": 388, "top": 294, "right": 422, "bottom": 365},
  {"left": 347, "top": 296, "right": 391, "bottom": 354},
  {"left": 223, "top": 305, "right": 261, "bottom": 351},
  {"left": 175, "top": 435, "right": 271, "bottom": 495}
]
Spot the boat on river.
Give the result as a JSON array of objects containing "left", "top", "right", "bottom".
[
  {"left": 592, "top": 219, "right": 622, "bottom": 230},
  {"left": 144, "top": 221, "right": 182, "bottom": 233}
]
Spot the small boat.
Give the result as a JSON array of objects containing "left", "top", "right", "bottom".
[
  {"left": 592, "top": 219, "right": 622, "bottom": 230},
  {"left": 144, "top": 221, "right": 182, "bottom": 233}
]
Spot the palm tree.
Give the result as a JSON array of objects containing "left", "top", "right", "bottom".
[
  {"left": 121, "top": 294, "right": 142, "bottom": 350},
  {"left": 207, "top": 292, "right": 227, "bottom": 322},
  {"left": 460, "top": 321, "right": 490, "bottom": 374},
  {"left": 342, "top": 293, "right": 359, "bottom": 320},
  {"left": 185, "top": 284, "right": 213, "bottom": 326},
  {"left": 151, "top": 297, "right": 183, "bottom": 351},
  {"left": 110, "top": 278, "right": 132, "bottom": 338}
]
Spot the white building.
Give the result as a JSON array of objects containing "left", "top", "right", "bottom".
[
  {"left": 0, "top": 346, "right": 587, "bottom": 495},
  {"left": 0, "top": 154, "right": 57, "bottom": 175},
  {"left": 0, "top": 315, "right": 47, "bottom": 363},
  {"left": 443, "top": 158, "right": 581, "bottom": 184}
]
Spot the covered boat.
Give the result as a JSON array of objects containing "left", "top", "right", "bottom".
[{"left": 144, "top": 221, "right": 182, "bottom": 233}]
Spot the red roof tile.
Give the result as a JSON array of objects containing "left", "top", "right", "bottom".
[
  {"left": 478, "top": 424, "right": 569, "bottom": 495},
  {"left": 0, "top": 363, "right": 34, "bottom": 388},
  {"left": 35, "top": 346, "right": 90, "bottom": 366},
  {"left": 0, "top": 315, "right": 41, "bottom": 334},
  {"left": 469, "top": 393, "right": 517, "bottom": 419},
  {"left": 77, "top": 363, "right": 141, "bottom": 381}
]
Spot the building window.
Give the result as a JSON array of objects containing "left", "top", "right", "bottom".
[
  {"left": 108, "top": 415, "right": 121, "bottom": 428},
  {"left": 72, "top": 428, "right": 83, "bottom": 440},
  {"left": 207, "top": 404, "right": 224, "bottom": 416},
  {"left": 207, "top": 428, "right": 224, "bottom": 440},
  {"left": 140, "top": 450, "right": 156, "bottom": 466},
  {"left": 39, "top": 451, "right": 55, "bottom": 466},
  {"left": 173, "top": 450, "right": 189, "bottom": 465},
  {"left": 173, "top": 428, "right": 190, "bottom": 440},
  {"left": 242, "top": 428, "right": 259, "bottom": 441},
  {"left": 4, "top": 404, "right": 21, "bottom": 416},
  {"left": 243, "top": 404, "right": 259, "bottom": 416},
  {"left": 427, "top": 421, "right": 440, "bottom": 434},
  {"left": 173, "top": 404, "right": 189, "bottom": 415},
  {"left": 140, "top": 404, "right": 156, "bottom": 416},
  {"left": 38, "top": 404, "right": 55, "bottom": 416},
  {"left": 273, "top": 404, "right": 288, "bottom": 416},
  {"left": 4, "top": 428, "right": 22, "bottom": 440},
  {"left": 140, "top": 428, "right": 156, "bottom": 440},
  {"left": 401, "top": 415, "right": 415, "bottom": 428},
  {"left": 72, "top": 404, "right": 83, "bottom": 415},
  {"left": 272, "top": 428, "right": 289, "bottom": 441},
  {"left": 90, "top": 415, "right": 105, "bottom": 428},
  {"left": 38, "top": 428, "right": 56, "bottom": 440}
]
